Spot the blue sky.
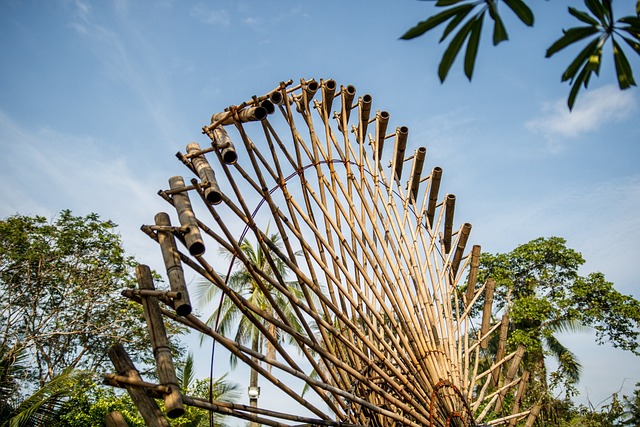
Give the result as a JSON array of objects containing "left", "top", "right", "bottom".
[{"left": 1, "top": 0, "right": 639, "bottom": 415}]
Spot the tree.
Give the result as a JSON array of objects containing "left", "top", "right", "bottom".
[
  {"left": 196, "top": 234, "right": 303, "bottom": 425},
  {"left": 48, "top": 352, "right": 241, "bottom": 427},
  {"left": 471, "top": 237, "right": 640, "bottom": 420},
  {"left": 401, "top": 0, "right": 640, "bottom": 109},
  {"left": 0, "top": 210, "right": 181, "bottom": 396},
  {"left": 620, "top": 382, "right": 640, "bottom": 426}
]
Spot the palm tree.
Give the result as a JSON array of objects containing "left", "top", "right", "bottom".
[{"left": 196, "top": 233, "right": 303, "bottom": 427}]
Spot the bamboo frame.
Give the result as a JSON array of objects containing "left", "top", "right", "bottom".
[{"left": 106, "top": 78, "right": 540, "bottom": 427}]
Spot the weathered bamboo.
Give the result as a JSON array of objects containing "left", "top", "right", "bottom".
[
  {"left": 104, "top": 411, "right": 129, "bottom": 427},
  {"left": 425, "top": 166, "right": 443, "bottom": 228},
  {"left": 321, "top": 79, "right": 337, "bottom": 118},
  {"left": 443, "top": 194, "right": 456, "bottom": 254},
  {"left": 465, "top": 245, "right": 481, "bottom": 305},
  {"left": 210, "top": 105, "right": 267, "bottom": 126},
  {"left": 357, "top": 94, "right": 372, "bottom": 143},
  {"left": 154, "top": 212, "right": 192, "bottom": 316},
  {"left": 408, "top": 147, "right": 426, "bottom": 203},
  {"left": 186, "top": 142, "right": 222, "bottom": 205},
  {"left": 375, "top": 110, "right": 390, "bottom": 160},
  {"left": 338, "top": 84, "right": 356, "bottom": 131},
  {"left": 480, "top": 278, "right": 495, "bottom": 349},
  {"left": 492, "top": 314, "right": 510, "bottom": 386},
  {"left": 508, "top": 370, "right": 531, "bottom": 427},
  {"left": 390, "top": 126, "right": 408, "bottom": 181},
  {"left": 523, "top": 403, "right": 542, "bottom": 427},
  {"left": 136, "top": 264, "right": 184, "bottom": 418},
  {"left": 450, "top": 223, "right": 471, "bottom": 280},
  {"left": 168, "top": 175, "right": 205, "bottom": 256},
  {"left": 210, "top": 126, "right": 238, "bottom": 164},
  {"left": 107, "top": 344, "right": 170, "bottom": 427},
  {"left": 493, "top": 345, "right": 525, "bottom": 413}
]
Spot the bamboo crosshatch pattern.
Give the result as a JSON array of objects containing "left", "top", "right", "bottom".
[{"left": 105, "top": 78, "right": 540, "bottom": 427}]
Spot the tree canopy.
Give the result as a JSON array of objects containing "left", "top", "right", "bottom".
[
  {"left": 401, "top": 0, "right": 640, "bottom": 109},
  {"left": 0, "top": 210, "right": 178, "bottom": 398}
]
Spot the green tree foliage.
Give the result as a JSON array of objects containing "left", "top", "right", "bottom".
[
  {"left": 401, "top": 0, "right": 640, "bottom": 109},
  {"left": 0, "top": 210, "right": 182, "bottom": 397},
  {"left": 473, "top": 237, "right": 640, "bottom": 401}
]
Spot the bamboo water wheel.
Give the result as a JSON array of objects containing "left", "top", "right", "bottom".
[{"left": 105, "top": 78, "right": 540, "bottom": 427}]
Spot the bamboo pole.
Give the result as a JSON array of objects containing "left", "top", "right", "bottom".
[
  {"left": 465, "top": 245, "right": 481, "bottom": 305},
  {"left": 104, "top": 411, "right": 129, "bottom": 427},
  {"left": 408, "top": 147, "right": 426, "bottom": 203},
  {"left": 107, "top": 344, "right": 170, "bottom": 427},
  {"left": 154, "top": 212, "right": 192, "bottom": 316},
  {"left": 390, "top": 126, "right": 408, "bottom": 182},
  {"left": 480, "top": 278, "right": 495, "bottom": 349},
  {"left": 168, "top": 175, "right": 204, "bottom": 256},
  {"left": 186, "top": 142, "right": 222, "bottom": 205},
  {"left": 136, "top": 264, "right": 184, "bottom": 418},
  {"left": 425, "top": 167, "right": 442, "bottom": 228}
]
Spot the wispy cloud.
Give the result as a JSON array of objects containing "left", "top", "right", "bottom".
[
  {"left": 190, "top": 4, "right": 230, "bottom": 27},
  {"left": 0, "top": 110, "right": 165, "bottom": 263},
  {"left": 525, "top": 85, "right": 636, "bottom": 149}
]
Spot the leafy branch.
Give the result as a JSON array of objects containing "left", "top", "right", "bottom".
[{"left": 401, "top": 0, "right": 640, "bottom": 109}]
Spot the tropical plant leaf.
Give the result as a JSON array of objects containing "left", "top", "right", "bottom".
[
  {"left": 612, "top": 38, "right": 637, "bottom": 89},
  {"left": 585, "top": 0, "right": 608, "bottom": 23},
  {"left": 622, "top": 35, "right": 640, "bottom": 55},
  {"left": 561, "top": 36, "right": 602, "bottom": 82},
  {"left": 435, "top": 0, "right": 466, "bottom": 5},
  {"left": 438, "top": 16, "right": 478, "bottom": 81},
  {"left": 400, "top": 4, "right": 475, "bottom": 39},
  {"left": 503, "top": 0, "right": 534, "bottom": 26},
  {"left": 568, "top": 6, "right": 600, "bottom": 26},
  {"left": 464, "top": 14, "right": 484, "bottom": 80},
  {"left": 568, "top": 63, "right": 591, "bottom": 110},
  {"left": 546, "top": 26, "right": 600, "bottom": 58},
  {"left": 439, "top": 5, "right": 476, "bottom": 42},
  {"left": 487, "top": 0, "right": 509, "bottom": 45}
]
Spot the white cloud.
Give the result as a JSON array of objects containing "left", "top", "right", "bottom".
[
  {"left": 525, "top": 85, "right": 636, "bottom": 144},
  {"left": 190, "top": 4, "right": 230, "bottom": 27}
]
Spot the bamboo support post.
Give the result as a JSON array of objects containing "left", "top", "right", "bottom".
[
  {"left": 154, "top": 212, "right": 192, "bottom": 316},
  {"left": 425, "top": 166, "right": 442, "bottom": 228},
  {"left": 492, "top": 314, "right": 510, "bottom": 386},
  {"left": 210, "top": 105, "right": 267, "bottom": 126},
  {"left": 408, "top": 147, "right": 426, "bottom": 203},
  {"left": 107, "top": 344, "right": 170, "bottom": 427},
  {"left": 104, "top": 411, "right": 129, "bottom": 427},
  {"left": 186, "top": 142, "right": 222, "bottom": 205},
  {"left": 443, "top": 194, "right": 456, "bottom": 254},
  {"left": 523, "top": 403, "right": 542, "bottom": 427},
  {"left": 338, "top": 84, "right": 356, "bottom": 131},
  {"left": 465, "top": 245, "right": 481, "bottom": 304},
  {"left": 450, "top": 223, "right": 471, "bottom": 279},
  {"left": 375, "top": 111, "right": 390, "bottom": 160},
  {"left": 136, "top": 264, "right": 184, "bottom": 418},
  {"left": 358, "top": 94, "right": 372, "bottom": 143},
  {"left": 390, "top": 126, "right": 408, "bottom": 182},
  {"left": 321, "top": 79, "right": 337, "bottom": 116},
  {"left": 480, "top": 278, "right": 495, "bottom": 349},
  {"left": 169, "top": 175, "right": 205, "bottom": 256}
]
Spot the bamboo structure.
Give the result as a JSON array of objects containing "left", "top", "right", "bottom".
[{"left": 105, "top": 78, "right": 539, "bottom": 426}]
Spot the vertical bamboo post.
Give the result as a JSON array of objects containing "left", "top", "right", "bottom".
[
  {"left": 408, "top": 147, "right": 426, "bottom": 203},
  {"left": 155, "top": 212, "right": 192, "bottom": 316},
  {"left": 443, "top": 194, "right": 456, "bottom": 254},
  {"left": 321, "top": 79, "right": 337, "bottom": 117},
  {"left": 450, "top": 223, "right": 471, "bottom": 279},
  {"left": 186, "top": 142, "right": 222, "bottom": 205},
  {"left": 338, "top": 84, "right": 356, "bottom": 131},
  {"left": 509, "top": 370, "right": 531, "bottom": 427},
  {"left": 494, "top": 345, "right": 526, "bottom": 413},
  {"left": 390, "top": 126, "right": 408, "bottom": 182},
  {"left": 105, "top": 411, "right": 129, "bottom": 427},
  {"left": 358, "top": 94, "right": 372, "bottom": 143},
  {"left": 169, "top": 176, "right": 205, "bottom": 257},
  {"left": 375, "top": 111, "right": 390, "bottom": 160},
  {"left": 480, "top": 278, "right": 495, "bottom": 349},
  {"left": 136, "top": 264, "right": 184, "bottom": 418},
  {"left": 425, "top": 167, "right": 442, "bottom": 227},
  {"left": 492, "top": 314, "right": 510, "bottom": 386},
  {"left": 523, "top": 402, "right": 542, "bottom": 427},
  {"left": 107, "top": 344, "right": 170, "bottom": 427},
  {"left": 465, "top": 245, "right": 481, "bottom": 305}
]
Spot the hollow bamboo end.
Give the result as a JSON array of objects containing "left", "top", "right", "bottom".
[
  {"left": 175, "top": 303, "right": 192, "bottom": 317},
  {"left": 188, "top": 240, "right": 205, "bottom": 257}
]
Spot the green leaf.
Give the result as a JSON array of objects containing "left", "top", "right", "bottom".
[
  {"left": 439, "top": 6, "right": 476, "bottom": 42},
  {"left": 487, "top": 0, "right": 509, "bottom": 45},
  {"left": 438, "top": 17, "right": 478, "bottom": 82},
  {"left": 621, "top": 35, "right": 640, "bottom": 55},
  {"left": 464, "top": 14, "right": 484, "bottom": 80},
  {"left": 435, "top": 0, "right": 467, "bottom": 5},
  {"left": 568, "top": 6, "right": 600, "bottom": 26},
  {"left": 612, "top": 38, "right": 637, "bottom": 89},
  {"left": 585, "top": 0, "right": 608, "bottom": 24},
  {"left": 400, "top": 4, "right": 475, "bottom": 39},
  {"left": 546, "top": 26, "right": 600, "bottom": 58},
  {"left": 567, "top": 64, "right": 590, "bottom": 110},
  {"left": 503, "top": 0, "right": 535, "bottom": 26},
  {"left": 561, "top": 36, "right": 601, "bottom": 82}
]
